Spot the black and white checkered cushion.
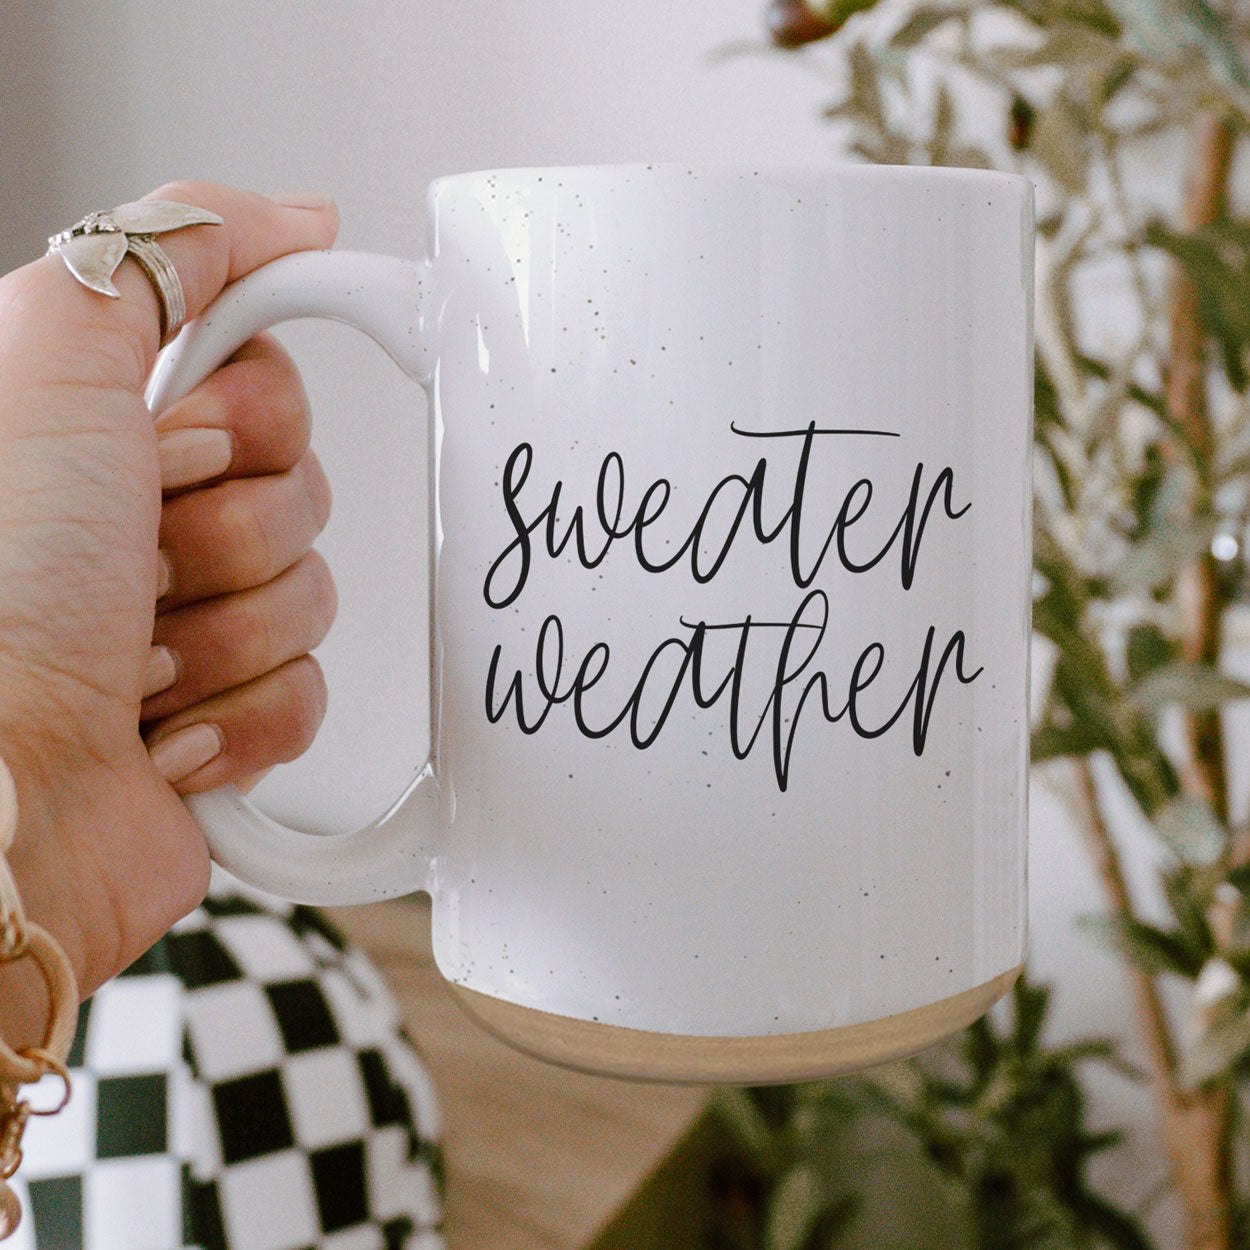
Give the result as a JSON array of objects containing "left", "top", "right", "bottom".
[{"left": 8, "top": 873, "right": 444, "bottom": 1250}]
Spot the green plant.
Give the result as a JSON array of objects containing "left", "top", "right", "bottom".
[
  {"left": 713, "top": 977, "right": 1148, "bottom": 1249},
  {"left": 711, "top": 2, "right": 1250, "bottom": 1247}
]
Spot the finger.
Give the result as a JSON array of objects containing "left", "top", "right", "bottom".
[
  {"left": 7, "top": 182, "right": 337, "bottom": 393},
  {"left": 154, "top": 334, "right": 314, "bottom": 489},
  {"left": 144, "top": 654, "right": 328, "bottom": 794},
  {"left": 143, "top": 551, "right": 337, "bottom": 721},
  {"left": 157, "top": 451, "right": 332, "bottom": 604},
  {"left": 235, "top": 767, "right": 274, "bottom": 795},
  {"left": 147, "top": 183, "right": 339, "bottom": 320}
]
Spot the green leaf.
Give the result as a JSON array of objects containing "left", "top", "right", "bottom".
[
  {"left": 848, "top": 133, "right": 914, "bottom": 165},
  {"left": 1075, "top": 353, "right": 1169, "bottom": 422},
  {"left": 1102, "top": 0, "right": 1249, "bottom": 90},
  {"left": 1035, "top": 355, "right": 1062, "bottom": 431},
  {"left": 1067, "top": 0, "right": 1125, "bottom": 37},
  {"left": 1054, "top": 1038, "right": 1117, "bottom": 1064},
  {"left": 1031, "top": 583, "right": 1079, "bottom": 645},
  {"left": 845, "top": 1074, "right": 916, "bottom": 1127},
  {"left": 1124, "top": 624, "right": 1178, "bottom": 685},
  {"left": 1161, "top": 866, "right": 1215, "bottom": 953},
  {"left": 1079, "top": 1128, "right": 1125, "bottom": 1155},
  {"left": 1146, "top": 221, "right": 1250, "bottom": 393},
  {"left": 996, "top": 0, "right": 1122, "bottom": 36},
  {"left": 1096, "top": 55, "right": 1137, "bottom": 106},
  {"left": 824, "top": 0, "right": 887, "bottom": 26},
  {"left": 1127, "top": 442, "right": 1167, "bottom": 540},
  {"left": 1180, "top": 1008, "right": 1250, "bottom": 1088},
  {"left": 1066, "top": 1190, "right": 1155, "bottom": 1250},
  {"left": 847, "top": 41, "right": 885, "bottom": 130},
  {"left": 764, "top": 1166, "right": 823, "bottom": 1250},
  {"left": 1075, "top": 912, "right": 1205, "bottom": 974},
  {"left": 1055, "top": 1038, "right": 1146, "bottom": 1081},
  {"left": 1109, "top": 523, "right": 1211, "bottom": 594},
  {"left": 930, "top": 79, "right": 956, "bottom": 166},
  {"left": 709, "top": 1088, "right": 781, "bottom": 1171},
  {"left": 1031, "top": 717, "right": 1106, "bottom": 762},
  {"left": 1152, "top": 794, "right": 1226, "bottom": 864},
  {"left": 950, "top": 144, "right": 993, "bottom": 169},
  {"left": 988, "top": 21, "right": 1110, "bottom": 69},
  {"left": 963, "top": 1015, "right": 1000, "bottom": 1083},
  {"left": 890, "top": 5, "right": 961, "bottom": 45},
  {"left": 1130, "top": 660, "right": 1250, "bottom": 712},
  {"left": 1027, "top": 91, "right": 1090, "bottom": 193},
  {"left": 808, "top": 1194, "right": 860, "bottom": 1246},
  {"left": 1011, "top": 975, "right": 1052, "bottom": 1054},
  {"left": 1145, "top": 464, "right": 1191, "bottom": 536}
]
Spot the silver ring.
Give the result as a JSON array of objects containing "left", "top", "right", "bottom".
[{"left": 47, "top": 200, "right": 223, "bottom": 348}]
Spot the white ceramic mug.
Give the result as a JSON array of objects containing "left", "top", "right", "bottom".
[{"left": 148, "top": 164, "right": 1033, "bottom": 1083}]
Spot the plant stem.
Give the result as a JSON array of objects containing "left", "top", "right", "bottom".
[
  {"left": 1075, "top": 759, "right": 1232, "bottom": 1250},
  {"left": 1167, "top": 114, "right": 1236, "bottom": 826},
  {"left": 1158, "top": 109, "right": 1237, "bottom": 1250},
  {"left": 1075, "top": 760, "right": 1178, "bottom": 1075}
]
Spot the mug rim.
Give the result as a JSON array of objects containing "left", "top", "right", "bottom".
[{"left": 428, "top": 161, "right": 1032, "bottom": 195}]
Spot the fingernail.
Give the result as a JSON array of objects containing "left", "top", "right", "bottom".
[
  {"left": 264, "top": 190, "right": 334, "bottom": 211},
  {"left": 156, "top": 549, "right": 172, "bottom": 599},
  {"left": 141, "top": 645, "right": 180, "bottom": 698},
  {"left": 157, "top": 427, "right": 233, "bottom": 490},
  {"left": 148, "top": 723, "right": 223, "bottom": 783}
]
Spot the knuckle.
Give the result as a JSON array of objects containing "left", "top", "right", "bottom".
[
  {"left": 259, "top": 349, "right": 310, "bottom": 436},
  {"left": 231, "top": 338, "right": 310, "bottom": 452},
  {"left": 264, "top": 338, "right": 304, "bottom": 392},
  {"left": 2, "top": 264, "right": 64, "bottom": 336},
  {"left": 300, "top": 452, "right": 333, "bottom": 533},
  {"left": 219, "top": 493, "right": 277, "bottom": 587},
  {"left": 149, "top": 179, "right": 222, "bottom": 209},
  {"left": 230, "top": 594, "right": 277, "bottom": 676},
  {"left": 0, "top": 262, "right": 42, "bottom": 311},
  {"left": 145, "top": 181, "right": 229, "bottom": 297},
  {"left": 274, "top": 656, "right": 327, "bottom": 759},
  {"left": 82, "top": 310, "right": 154, "bottom": 388},
  {"left": 12, "top": 261, "right": 153, "bottom": 390},
  {"left": 251, "top": 330, "right": 284, "bottom": 354},
  {"left": 298, "top": 550, "right": 339, "bottom": 639}
]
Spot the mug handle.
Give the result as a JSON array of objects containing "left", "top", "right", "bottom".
[{"left": 145, "top": 249, "right": 439, "bottom": 904}]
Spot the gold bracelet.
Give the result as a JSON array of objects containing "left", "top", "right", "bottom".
[{"left": 0, "top": 757, "right": 79, "bottom": 1239}]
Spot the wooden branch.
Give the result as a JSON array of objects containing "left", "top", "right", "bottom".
[
  {"left": 1112, "top": 109, "right": 1240, "bottom": 1250},
  {"left": 1167, "top": 114, "right": 1237, "bottom": 826},
  {"left": 1074, "top": 760, "right": 1231, "bottom": 1250}
]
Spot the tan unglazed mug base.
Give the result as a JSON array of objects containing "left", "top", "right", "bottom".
[{"left": 448, "top": 963, "right": 1024, "bottom": 1085}]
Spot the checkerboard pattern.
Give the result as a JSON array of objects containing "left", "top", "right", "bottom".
[{"left": 8, "top": 874, "right": 444, "bottom": 1250}]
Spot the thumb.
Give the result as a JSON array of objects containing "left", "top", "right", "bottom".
[{"left": 0, "top": 181, "right": 338, "bottom": 394}]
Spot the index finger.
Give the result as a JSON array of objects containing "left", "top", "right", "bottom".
[
  {"left": 6, "top": 181, "right": 338, "bottom": 394},
  {"left": 154, "top": 334, "right": 315, "bottom": 485}
]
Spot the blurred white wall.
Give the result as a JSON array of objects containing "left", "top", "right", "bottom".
[{"left": 0, "top": 1, "right": 1186, "bottom": 1238}]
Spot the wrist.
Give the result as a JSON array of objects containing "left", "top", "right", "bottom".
[
  {"left": 0, "top": 716, "right": 210, "bottom": 1005},
  {"left": 0, "top": 756, "right": 79, "bottom": 1064},
  {"left": 0, "top": 659, "right": 212, "bottom": 1001},
  {"left": 0, "top": 719, "right": 94, "bottom": 989},
  {"left": 0, "top": 946, "right": 52, "bottom": 1055},
  {"left": 0, "top": 690, "right": 132, "bottom": 1003}
]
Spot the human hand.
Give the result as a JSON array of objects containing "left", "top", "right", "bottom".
[
  {"left": 0, "top": 182, "right": 339, "bottom": 1020},
  {"left": 143, "top": 330, "right": 335, "bottom": 796}
]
